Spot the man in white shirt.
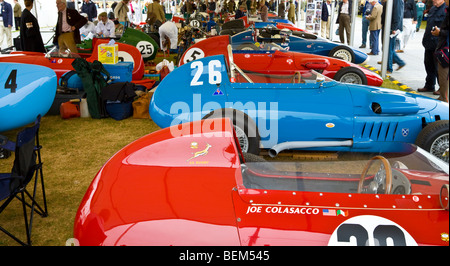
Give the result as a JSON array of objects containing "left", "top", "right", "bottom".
[
  {"left": 158, "top": 21, "right": 178, "bottom": 52},
  {"left": 96, "top": 12, "right": 115, "bottom": 38},
  {"left": 80, "top": 13, "right": 96, "bottom": 40}
]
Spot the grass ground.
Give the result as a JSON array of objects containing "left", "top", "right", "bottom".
[{"left": 0, "top": 117, "right": 160, "bottom": 246}]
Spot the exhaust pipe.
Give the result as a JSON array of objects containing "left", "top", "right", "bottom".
[{"left": 268, "top": 140, "right": 353, "bottom": 158}]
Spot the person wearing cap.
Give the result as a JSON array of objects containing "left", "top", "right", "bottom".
[
  {"left": 96, "top": 12, "right": 115, "bottom": 38},
  {"left": 20, "top": 0, "right": 45, "bottom": 52},
  {"left": 79, "top": 12, "right": 96, "bottom": 40}
]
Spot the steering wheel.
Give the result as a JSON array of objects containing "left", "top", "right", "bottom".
[{"left": 358, "top": 156, "right": 393, "bottom": 194}]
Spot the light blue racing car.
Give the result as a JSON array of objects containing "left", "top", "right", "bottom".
[
  {"left": 1, "top": 63, "right": 56, "bottom": 132},
  {"left": 150, "top": 51, "right": 449, "bottom": 162}
]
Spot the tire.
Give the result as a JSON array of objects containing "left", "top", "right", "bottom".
[
  {"left": 329, "top": 46, "right": 355, "bottom": 63},
  {"left": 236, "top": 43, "right": 261, "bottom": 51},
  {"left": 334, "top": 67, "right": 368, "bottom": 85},
  {"left": 203, "top": 109, "right": 261, "bottom": 155},
  {"left": 415, "top": 120, "right": 449, "bottom": 163}
]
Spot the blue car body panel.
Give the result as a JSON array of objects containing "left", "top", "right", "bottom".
[
  {"left": 0, "top": 63, "right": 57, "bottom": 132},
  {"left": 150, "top": 55, "right": 449, "bottom": 152},
  {"left": 231, "top": 30, "right": 369, "bottom": 64}
]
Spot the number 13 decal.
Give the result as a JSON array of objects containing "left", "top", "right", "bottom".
[{"left": 190, "top": 60, "right": 222, "bottom": 86}]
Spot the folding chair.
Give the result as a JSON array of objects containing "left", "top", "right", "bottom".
[{"left": 0, "top": 115, "right": 48, "bottom": 246}]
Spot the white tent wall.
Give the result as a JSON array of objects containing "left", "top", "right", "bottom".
[{"left": 7, "top": 0, "right": 59, "bottom": 28}]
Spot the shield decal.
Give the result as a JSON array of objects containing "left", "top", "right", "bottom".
[{"left": 402, "top": 128, "right": 409, "bottom": 137}]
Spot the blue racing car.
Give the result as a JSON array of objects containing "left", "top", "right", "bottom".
[
  {"left": 230, "top": 25, "right": 369, "bottom": 64},
  {"left": 0, "top": 63, "right": 56, "bottom": 132},
  {"left": 150, "top": 51, "right": 449, "bottom": 162}
]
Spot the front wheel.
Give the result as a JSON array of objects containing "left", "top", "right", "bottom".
[
  {"left": 203, "top": 109, "right": 261, "bottom": 155},
  {"left": 415, "top": 120, "right": 449, "bottom": 163},
  {"left": 329, "top": 46, "right": 355, "bottom": 63},
  {"left": 334, "top": 67, "right": 368, "bottom": 85}
]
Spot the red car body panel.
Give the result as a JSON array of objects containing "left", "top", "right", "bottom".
[
  {"left": 0, "top": 39, "right": 144, "bottom": 81},
  {"left": 74, "top": 118, "right": 449, "bottom": 246},
  {"left": 180, "top": 35, "right": 383, "bottom": 86}
]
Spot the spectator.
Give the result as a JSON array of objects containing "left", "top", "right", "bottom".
[
  {"left": 0, "top": 0, "right": 13, "bottom": 49},
  {"left": 387, "top": 0, "right": 406, "bottom": 73},
  {"left": 79, "top": 13, "right": 96, "bottom": 40},
  {"left": 227, "top": 0, "right": 236, "bottom": 12},
  {"left": 159, "top": 21, "right": 178, "bottom": 52},
  {"left": 417, "top": 0, "right": 447, "bottom": 94},
  {"left": 147, "top": 0, "right": 165, "bottom": 28},
  {"left": 246, "top": 0, "right": 252, "bottom": 12},
  {"left": 250, "top": 0, "right": 257, "bottom": 15},
  {"left": 185, "top": 0, "right": 194, "bottom": 18},
  {"left": 207, "top": 0, "right": 216, "bottom": 17},
  {"left": 13, "top": 0, "right": 21, "bottom": 31},
  {"left": 96, "top": 12, "right": 115, "bottom": 38},
  {"left": 81, "top": 0, "right": 97, "bottom": 22},
  {"left": 235, "top": 4, "right": 246, "bottom": 19},
  {"left": 359, "top": 0, "right": 371, "bottom": 49},
  {"left": 278, "top": 0, "right": 285, "bottom": 19},
  {"left": 131, "top": 0, "right": 141, "bottom": 24},
  {"left": 287, "top": 0, "right": 295, "bottom": 24},
  {"left": 268, "top": 0, "right": 275, "bottom": 11},
  {"left": 108, "top": 1, "right": 117, "bottom": 19},
  {"left": 432, "top": 0, "right": 448, "bottom": 102},
  {"left": 366, "top": 0, "right": 382, "bottom": 55},
  {"left": 336, "top": 0, "right": 352, "bottom": 45},
  {"left": 321, "top": 0, "right": 331, "bottom": 39},
  {"left": 397, "top": 0, "right": 417, "bottom": 53},
  {"left": 114, "top": 0, "right": 130, "bottom": 28},
  {"left": 20, "top": 0, "right": 45, "bottom": 52},
  {"left": 114, "top": 20, "right": 124, "bottom": 36},
  {"left": 66, "top": 0, "right": 75, "bottom": 9},
  {"left": 55, "top": 0, "right": 87, "bottom": 54},
  {"left": 259, "top": 0, "right": 268, "bottom": 22},
  {"left": 416, "top": 0, "right": 426, "bottom": 31}
]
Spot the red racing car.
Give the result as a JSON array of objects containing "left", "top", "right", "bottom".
[
  {"left": 74, "top": 118, "right": 449, "bottom": 246},
  {"left": 0, "top": 38, "right": 144, "bottom": 81},
  {"left": 179, "top": 35, "right": 383, "bottom": 86}
]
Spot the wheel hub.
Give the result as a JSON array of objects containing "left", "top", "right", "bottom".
[{"left": 430, "top": 133, "right": 449, "bottom": 162}]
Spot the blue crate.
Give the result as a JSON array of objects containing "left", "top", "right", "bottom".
[{"left": 103, "top": 62, "right": 134, "bottom": 83}]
